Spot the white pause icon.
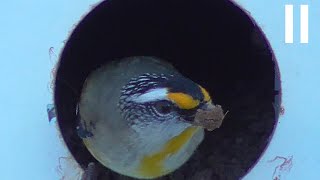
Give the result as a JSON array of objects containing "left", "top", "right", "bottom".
[{"left": 285, "top": 5, "right": 309, "bottom": 44}]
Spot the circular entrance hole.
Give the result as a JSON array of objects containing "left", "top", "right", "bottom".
[{"left": 54, "top": 0, "right": 281, "bottom": 179}]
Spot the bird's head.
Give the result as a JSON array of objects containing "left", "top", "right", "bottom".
[
  {"left": 119, "top": 73, "right": 213, "bottom": 131},
  {"left": 118, "top": 72, "right": 219, "bottom": 178}
]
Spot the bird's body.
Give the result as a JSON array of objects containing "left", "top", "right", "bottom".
[{"left": 79, "top": 57, "right": 212, "bottom": 179}]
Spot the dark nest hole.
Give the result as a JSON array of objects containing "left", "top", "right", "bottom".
[{"left": 54, "top": 0, "right": 281, "bottom": 179}]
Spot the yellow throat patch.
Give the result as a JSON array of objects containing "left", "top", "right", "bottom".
[{"left": 137, "top": 126, "right": 200, "bottom": 178}]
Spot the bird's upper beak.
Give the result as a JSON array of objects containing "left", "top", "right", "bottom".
[
  {"left": 190, "top": 101, "right": 226, "bottom": 131},
  {"left": 199, "top": 101, "right": 215, "bottom": 111}
]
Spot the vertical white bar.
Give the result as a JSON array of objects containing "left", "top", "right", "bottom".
[
  {"left": 285, "top": 5, "right": 294, "bottom": 43},
  {"left": 300, "top": 5, "right": 309, "bottom": 43}
]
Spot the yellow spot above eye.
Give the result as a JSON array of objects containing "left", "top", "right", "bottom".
[
  {"left": 138, "top": 127, "right": 200, "bottom": 178},
  {"left": 167, "top": 93, "right": 200, "bottom": 109},
  {"left": 199, "top": 85, "right": 211, "bottom": 102}
]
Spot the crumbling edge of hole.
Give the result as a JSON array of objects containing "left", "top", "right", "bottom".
[{"left": 54, "top": 0, "right": 283, "bottom": 178}]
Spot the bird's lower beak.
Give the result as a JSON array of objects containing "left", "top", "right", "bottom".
[{"left": 191, "top": 102, "right": 226, "bottom": 131}]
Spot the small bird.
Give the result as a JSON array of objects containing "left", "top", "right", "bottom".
[{"left": 78, "top": 56, "right": 224, "bottom": 179}]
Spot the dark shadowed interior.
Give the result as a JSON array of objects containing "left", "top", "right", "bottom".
[{"left": 54, "top": 0, "right": 281, "bottom": 179}]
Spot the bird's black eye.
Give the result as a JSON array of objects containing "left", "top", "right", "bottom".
[{"left": 154, "top": 101, "right": 173, "bottom": 114}]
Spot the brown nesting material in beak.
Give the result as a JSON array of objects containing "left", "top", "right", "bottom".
[{"left": 193, "top": 104, "right": 228, "bottom": 131}]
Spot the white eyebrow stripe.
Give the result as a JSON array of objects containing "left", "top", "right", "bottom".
[{"left": 130, "top": 88, "right": 168, "bottom": 103}]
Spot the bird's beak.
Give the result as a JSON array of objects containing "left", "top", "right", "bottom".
[
  {"left": 191, "top": 101, "right": 227, "bottom": 131},
  {"left": 199, "top": 101, "right": 215, "bottom": 111}
]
